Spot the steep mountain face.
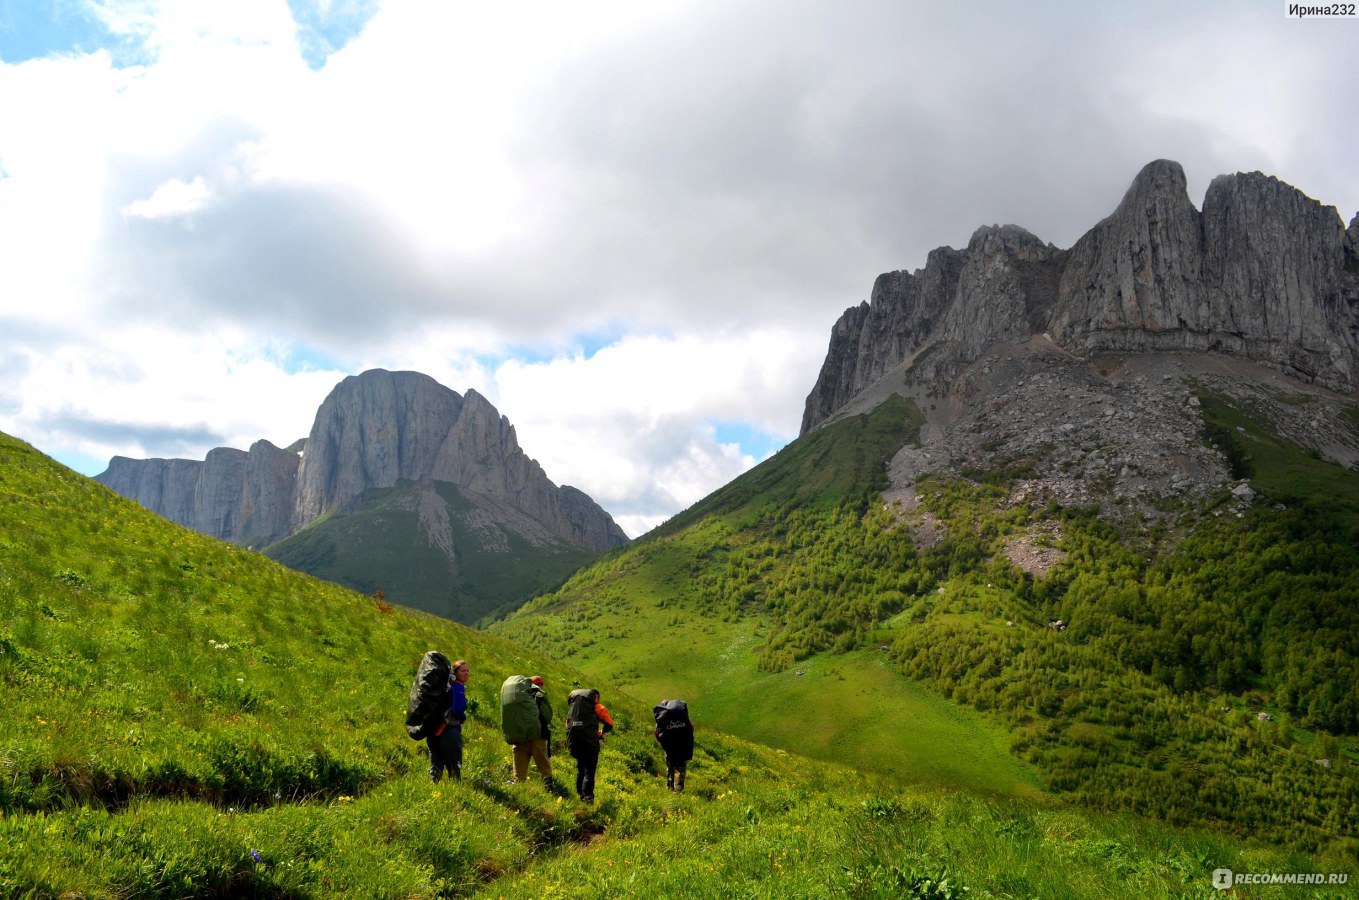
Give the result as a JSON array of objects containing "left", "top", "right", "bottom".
[
  {"left": 291, "top": 370, "right": 618, "bottom": 550},
  {"left": 803, "top": 160, "right": 1359, "bottom": 435},
  {"left": 99, "top": 440, "right": 298, "bottom": 549},
  {"left": 95, "top": 369, "right": 627, "bottom": 621}
]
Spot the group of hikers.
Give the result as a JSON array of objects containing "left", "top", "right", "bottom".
[{"left": 404, "top": 651, "right": 695, "bottom": 802}]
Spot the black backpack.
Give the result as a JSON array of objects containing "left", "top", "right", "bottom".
[
  {"left": 566, "top": 689, "right": 599, "bottom": 745},
  {"left": 405, "top": 651, "right": 451, "bottom": 740},
  {"left": 653, "top": 699, "right": 690, "bottom": 729},
  {"left": 654, "top": 699, "right": 694, "bottom": 762}
]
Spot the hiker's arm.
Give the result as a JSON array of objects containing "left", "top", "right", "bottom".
[{"left": 451, "top": 682, "right": 468, "bottom": 723}]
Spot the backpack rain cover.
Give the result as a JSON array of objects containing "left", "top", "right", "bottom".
[
  {"left": 405, "top": 651, "right": 451, "bottom": 740},
  {"left": 500, "top": 675, "right": 540, "bottom": 744}
]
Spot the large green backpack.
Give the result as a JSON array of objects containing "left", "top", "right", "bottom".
[{"left": 500, "top": 675, "right": 540, "bottom": 744}]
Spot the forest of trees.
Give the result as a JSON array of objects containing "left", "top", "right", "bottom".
[{"left": 685, "top": 480, "right": 1359, "bottom": 855}]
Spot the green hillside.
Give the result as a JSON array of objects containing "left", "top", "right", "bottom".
[
  {"left": 495, "top": 393, "right": 1359, "bottom": 865},
  {"left": 264, "top": 479, "right": 597, "bottom": 625},
  {"left": 2, "top": 430, "right": 1345, "bottom": 896}
]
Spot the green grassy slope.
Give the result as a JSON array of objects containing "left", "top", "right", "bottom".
[
  {"left": 496, "top": 397, "right": 1042, "bottom": 800},
  {"left": 3, "top": 430, "right": 1342, "bottom": 897},
  {"left": 496, "top": 394, "right": 1359, "bottom": 864},
  {"left": 264, "top": 479, "right": 596, "bottom": 624}
]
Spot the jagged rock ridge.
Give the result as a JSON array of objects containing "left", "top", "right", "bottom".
[{"left": 803, "top": 160, "right": 1359, "bottom": 434}]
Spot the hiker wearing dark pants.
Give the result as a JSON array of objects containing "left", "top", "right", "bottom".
[
  {"left": 566, "top": 688, "right": 614, "bottom": 802},
  {"left": 432, "top": 659, "right": 470, "bottom": 781},
  {"left": 573, "top": 742, "right": 600, "bottom": 801},
  {"left": 654, "top": 699, "right": 694, "bottom": 792}
]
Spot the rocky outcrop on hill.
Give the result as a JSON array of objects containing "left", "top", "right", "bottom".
[
  {"left": 98, "top": 456, "right": 203, "bottom": 529},
  {"left": 99, "top": 440, "right": 298, "bottom": 549},
  {"left": 802, "top": 247, "right": 965, "bottom": 432},
  {"left": 96, "top": 369, "right": 628, "bottom": 557},
  {"left": 803, "top": 160, "right": 1359, "bottom": 434},
  {"left": 293, "top": 370, "right": 626, "bottom": 551}
]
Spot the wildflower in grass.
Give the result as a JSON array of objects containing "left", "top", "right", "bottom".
[{"left": 250, "top": 849, "right": 262, "bottom": 863}]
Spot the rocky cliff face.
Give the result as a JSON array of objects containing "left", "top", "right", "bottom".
[
  {"left": 803, "top": 160, "right": 1359, "bottom": 433},
  {"left": 292, "top": 369, "right": 626, "bottom": 550},
  {"left": 98, "top": 440, "right": 297, "bottom": 549},
  {"left": 96, "top": 369, "right": 628, "bottom": 556},
  {"left": 801, "top": 246, "right": 966, "bottom": 432}
]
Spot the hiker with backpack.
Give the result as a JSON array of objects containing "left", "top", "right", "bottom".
[
  {"left": 566, "top": 688, "right": 614, "bottom": 802},
  {"left": 653, "top": 699, "right": 694, "bottom": 792},
  {"left": 501, "top": 674, "right": 552, "bottom": 785},
  {"left": 405, "top": 652, "right": 470, "bottom": 782},
  {"left": 531, "top": 676, "right": 552, "bottom": 757}
]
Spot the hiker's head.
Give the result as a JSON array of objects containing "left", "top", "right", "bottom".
[
  {"left": 530, "top": 675, "right": 544, "bottom": 686},
  {"left": 590, "top": 689, "right": 601, "bottom": 701},
  {"left": 452, "top": 660, "right": 470, "bottom": 683}
]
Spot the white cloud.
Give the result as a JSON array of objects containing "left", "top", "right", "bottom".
[
  {"left": 122, "top": 175, "right": 214, "bottom": 219},
  {"left": 489, "top": 327, "right": 820, "bottom": 535},
  {"left": 1, "top": 0, "right": 1356, "bottom": 537},
  {"left": 3, "top": 325, "right": 346, "bottom": 463}
]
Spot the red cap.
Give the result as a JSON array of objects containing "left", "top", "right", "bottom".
[{"left": 530, "top": 676, "right": 544, "bottom": 686}]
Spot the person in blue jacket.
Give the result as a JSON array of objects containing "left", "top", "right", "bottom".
[{"left": 430, "top": 659, "right": 470, "bottom": 781}]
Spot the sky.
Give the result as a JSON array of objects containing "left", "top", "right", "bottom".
[{"left": 1, "top": 1, "right": 1356, "bottom": 538}]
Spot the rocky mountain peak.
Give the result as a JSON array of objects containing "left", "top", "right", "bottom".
[
  {"left": 98, "top": 368, "right": 628, "bottom": 562},
  {"left": 1122, "top": 158, "right": 1190, "bottom": 206},
  {"left": 804, "top": 159, "right": 1359, "bottom": 436}
]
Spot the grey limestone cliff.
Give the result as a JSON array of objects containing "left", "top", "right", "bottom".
[
  {"left": 803, "top": 160, "right": 1359, "bottom": 432},
  {"left": 293, "top": 369, "right": 626, "bottom": 551},
  {"left": 801, "top": 246, "right": 965, "bottom": 432},
  {"left": 96, "top": 369, "right": 627, "bottom": 555},
  {"left": 98, "top": 440, "right": 297, "bottom": 549}
]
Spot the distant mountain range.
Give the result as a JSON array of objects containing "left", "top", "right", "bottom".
[{"left": 97, "top": 369, "right": 628, "bottom": 622}]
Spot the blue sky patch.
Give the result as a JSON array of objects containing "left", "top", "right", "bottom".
[
  {"left": 712, "top": 421, "right": 788, "bottom": 462},
  {"left": 273, "top": 342, "right": 344, "bottom": 375},
  {"left": 495, "top": 325, "right": 630, "bottom": 368},
  {"left": 0, "top": 0, "right": 145, "bottom": 66},
  {"left": 51, "top": 448, "right": 109, "bottom": 478},
  {"left": 287, "top": 0, "right": 379, "bottom": 70},
  {"left": 0, "top": 0, "right": 106, "bottom": 63}
]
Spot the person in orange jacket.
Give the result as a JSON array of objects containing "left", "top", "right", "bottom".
[{"left": 565, "top": 688, "right": 614, "bottom": 802}]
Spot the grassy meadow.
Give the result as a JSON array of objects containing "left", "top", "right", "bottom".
[
  {"left": 493, "top": 520, "right": 1041, "bottom": 801},
  {"left": 495, "top": 394, "right": 1359, "bottom": 869},
  {"left": 1, "top": 429, "right": 1348, "bottom": 896}
]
